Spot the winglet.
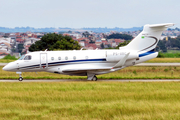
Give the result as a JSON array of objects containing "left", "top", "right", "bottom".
[{"left": 112, "top": 52, "right": 130, "bottom": 68}]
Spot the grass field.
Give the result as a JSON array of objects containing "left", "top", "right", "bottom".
[
  {"left": 1, "top": 82, "right": 180, "bottom": 120},
  {"left": 1, "top": 66, "right": 180, "bottom": 79}
]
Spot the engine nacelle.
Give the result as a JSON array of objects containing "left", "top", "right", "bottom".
[{"left": 106, "top": 50, "right": 138, "bottom": 61}]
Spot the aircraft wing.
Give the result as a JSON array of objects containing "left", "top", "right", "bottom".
[
  {"left": 62, "top": 67, "right": 112, "bottom": 72},
  {"left": 61, "top": 67, "right": 113, "bottom": 76},
  {"left": 113, "top": 52, "right": 130, "bottom": 68},
  {"left": 62, "top": 52, "right": 130, "bottom": 73}
]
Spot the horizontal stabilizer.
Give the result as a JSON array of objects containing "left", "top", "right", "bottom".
[
  {"left": 113, "top": 52, "right": 130, "bottom": 68},
  {"left": 148, "top": 23, "right": 174, "bottom": 28}
]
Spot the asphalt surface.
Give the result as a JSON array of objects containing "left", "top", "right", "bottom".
[
  {"left": 136, "top": 63, "right": 180, "bottom": 66},
  {"left": 0, "top": 63, "right": 8, "bottom": 66},
  {"left": 1, "top": 63, "right": 180, "bottom": 66},
  {"left": 1, "top": 79, "right": 180, "bottom": 82}
]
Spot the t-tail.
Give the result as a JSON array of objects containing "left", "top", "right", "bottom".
[{"left": 120, "top": 23, "right": 174, "bottom": 63}]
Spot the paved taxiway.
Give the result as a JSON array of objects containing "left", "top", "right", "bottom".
[
  {"left": 1, "top": 79, "right": 180, "bottom": 82},
  {"left": 136, "top": 63, "right": 180, "bottom": 66},
  {"left": 0, "top": 63, "right": 8, "bottom": 66}
]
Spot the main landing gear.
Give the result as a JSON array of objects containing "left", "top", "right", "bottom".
[
  {"left": 87, "top": 73, "right": 97, "bottom": 81},
  {"left": 92, "top": 76, "right": 97, "bottom": 81},
  {"left": 16, "top": 72, "right": 23, "bottom": 81}
]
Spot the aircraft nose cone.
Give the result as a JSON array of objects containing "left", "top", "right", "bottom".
[
  {"left": 2, "top": 63, "right": 12, "bottom": 71},
  {"left": 2, "top": 65, "right": 8, "bottom": 71}
]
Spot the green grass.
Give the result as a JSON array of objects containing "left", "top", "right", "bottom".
[
  {"left": 1, "top": 82, "right": 180, "bottom": 119},
  {"left": 0, "top": 59, "right": 15, "bottom": 63},
  {"left": 1, "top": 66, "right": 180, "bottom": 79},
  {"left": 160, "top": 53, "right": 180, "bottom": 58},
  {"left": 157, "top": 51, "right": 180, "bottom": 58}
]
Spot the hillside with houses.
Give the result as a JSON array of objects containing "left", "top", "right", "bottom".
[{"left": 0, "top": 28, "right": 180, "bottom": 59}]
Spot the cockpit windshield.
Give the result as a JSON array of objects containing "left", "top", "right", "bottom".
[{"left": 18, "top": 55, "right": 25, "bottom": 60}]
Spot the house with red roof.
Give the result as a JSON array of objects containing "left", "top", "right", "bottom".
[
  {"left": 0, "top": 52, "right": 9, "bottom": 59},
  {"left": 85, "top": 43, "right": 98, "bottom": 50},
  {"left": 114, "top": 39, "right": 125, "bottom": 45}
]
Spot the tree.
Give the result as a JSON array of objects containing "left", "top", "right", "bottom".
[
  {"left": 169, "top": 38, "right": 180, "bottom": 49},
  {"left": 102, "top": 33, "right": 107, "bottom": 39},
  {"left": 82, "top": 31, "right": 90, "bottom": 38},
  {"left": 116, "top": 41, "right": 131, "bottom": 49},
  {"left": 100, "top": 43, "right": 105, "bottom": 49},
  {"left": 107, "top": 33, "right": 133, "bottom": 40},
  {"left": 29, "top": 33, "right": 81, "bottom": 51},
  {"left": 157, "top": 40, "right": 167, "bottom": 52}
]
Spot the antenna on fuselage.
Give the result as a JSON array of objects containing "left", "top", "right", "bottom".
[
  {"left": 80, "top": 48, "right": 83, "bottom": 50},
  {"left": 45, "top": 49, "right": 48, "bottom": 51},
  {"left": 95, "top": 48, "right": 98, "bottom": 50}
]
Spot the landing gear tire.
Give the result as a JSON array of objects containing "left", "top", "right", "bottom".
[
  {"left": 92, "top": 76, "right": 97, "bottom": 81},
  {"left": 19, "top": 77, "right": 23, "bottom": 81},
  {"left": 17, "top": 72, "right": 23, "bottom": 81}
]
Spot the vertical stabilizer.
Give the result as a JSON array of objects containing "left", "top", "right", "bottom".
[{"left": 122, "top": 23, "right": 174, "bottom": 52}]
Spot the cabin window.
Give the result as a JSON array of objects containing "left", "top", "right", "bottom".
[
  {"left": 51, "top": 57, "right": 54, "bottom": 61},
  {"left": 85, "top": 56, "right": 88, "bottom": 59},
  {"left": 73, "top": 56, "right": 76, "bottom": 60},
  {"left": 58, "top": 57, "right": 61, "bottom": 60},
  {"left": 24, "top": 55, "right": 32, "bottom": 60},
  {"left": 65, "top": 56, "right": 68, "bottom": 60}
]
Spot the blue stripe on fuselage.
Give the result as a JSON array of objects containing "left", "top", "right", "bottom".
[
  {"left": 139, "top": 51, "right": 156, "bottom": 57},
  {"left": 48, "top": 58, "right": 106, "bottom": 65},
  {"left": 18, "top": 58, "right": 107, "bottom": 69}
]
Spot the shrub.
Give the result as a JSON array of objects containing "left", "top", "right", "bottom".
[
  {"left": 157, "top": 52, "right": 165, "bottom": 58},
  {"left": 2, "top": 54, "right": 17, "bottom": 60},
  {"left": 157, "top": 52, "right": 180, "bottom": 58}
]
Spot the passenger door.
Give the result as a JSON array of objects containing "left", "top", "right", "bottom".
[{"left": 40, "top": 53, "right": 48, "bottom": 69}]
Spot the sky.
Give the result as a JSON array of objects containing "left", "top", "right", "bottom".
[{"left": 0, "top": 0, "right": 179, "bottom": 28}]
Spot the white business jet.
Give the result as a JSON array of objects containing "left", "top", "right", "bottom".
[{"left": 3, "top": 23, "right": 174, "bottom": 81}]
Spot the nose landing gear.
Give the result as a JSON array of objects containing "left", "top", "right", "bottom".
[
  {"left": 18, "top": 77, "right": 23, "bottom": 81},
  {"left": 16, "top": 72, "right": 23, "bottom": 81}
]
